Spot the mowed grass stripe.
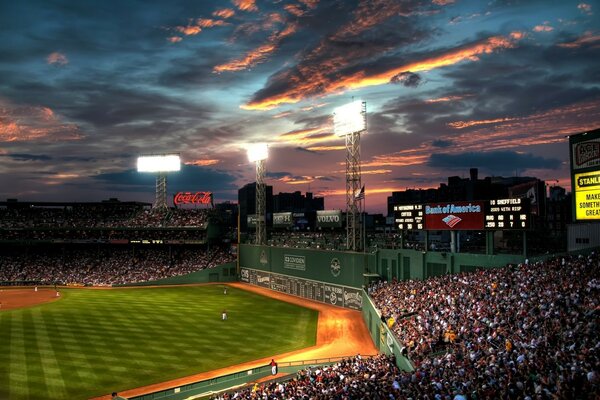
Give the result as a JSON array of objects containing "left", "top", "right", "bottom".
[
  {"left": 7, "top": 313, "right": 29, "bottom": 399},
  {"left": 0, "top": 285, "right": 318, "bottom": 400}
]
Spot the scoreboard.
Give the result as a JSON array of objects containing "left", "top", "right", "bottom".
[
  {"left": 393, "top": 204, "right": 423, "bottom": 230},
  {"left": 394, "top": 198, "right": 530, "bottom": 231},
  {"left": 484, "top": 198, "right": 530, "bottom": 229}
]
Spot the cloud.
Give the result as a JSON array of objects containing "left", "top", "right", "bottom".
[
  {"left": 427, "top": 151, "right": 562, "bottom": 173},
  {"left": 214, "top": 22, "right": 298, "bottom": 72},
  {"left": 557, "top": 31, "right": 600, "bottom": 48},
  {"left": 578, "top": 3, "right": 592, "bottom": 15},
  {"left": 1, "top": 153, "right": 52, "bottom": 161},
  {"left": 232, "top": 0, "right": 258, "bottom": 12},
  {"left": 390, "top": 71, "right": 422, "bottom": 87},
  {"left": 431, "top": 139, "right": 453, "bottom": 148},
  {"left": 93, "top": 164, "right": 238, "bottom": 194},
  {"left": 213, "top": 8, "right": 235, "bottom": 19},
  {"left": 533, "top": 23, "right": 553, "bottom": 32},
  {"left": 243, "top": 32, "right": 524, "bottom": 110},
  {"left": 167, "top": 36, "right": 182, "bottom": 43},
  {"left": 0, "top": 100, "right": 83, "bottom": 142},
  {"left": 185, "top": 159, "right": 220, "bottom": 166},
  {"left": 46, "top": 52, "right": 68, "bottom": 66}
]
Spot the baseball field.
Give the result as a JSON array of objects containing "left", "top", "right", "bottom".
[{"left": 0, "top": 285, "right": 319, "bottom": 400}]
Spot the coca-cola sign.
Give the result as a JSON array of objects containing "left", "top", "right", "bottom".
[{"left": 174, "top": 191, "right": 212, "bottom": 206}]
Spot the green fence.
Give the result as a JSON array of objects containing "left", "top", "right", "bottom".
[
  {"left": 361, "top": 289, "right": 413, "bottom": 372},
  {"left": 114, "top": 262, "right": 237, "bottom": 287}
]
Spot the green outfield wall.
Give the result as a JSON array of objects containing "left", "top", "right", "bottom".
[
  {"left": 361, "top": 290, "right": 413, "bottom": 372},
  {"left": 115, "top": 262, "right": 237, "bottom": 286},
  {"left": 373, "top": 248, "right": 526, "bottom": 282}
]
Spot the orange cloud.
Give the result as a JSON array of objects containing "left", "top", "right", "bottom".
[
  {"left": 361, "top": 99, "right": 600, "bottom": 172},
  {"left": 47, "top": 52, "right": 68, "bottom": 66},
  {"left": 557, "top": 31, "right": 600, "bottom": 48},
  {"left": 243, "top": 32, "right": 524, "bottom": 110},
  {"left": 433, "top": 0, "right": 455, "bottom": 5},
  {"left": 285, "top": 4, "right": 305, "bottom": 17},
  {"left": 276, "top": 125, "right": 336, "bottom": 146},
  {"left": 533, "top": 24, "right": 553, "bottom": 32},
  {"left": 196, "top": 18, "right": 229, "bottom": 28},
  {"left": 186, "top": 159, "right": 220, "bottom": 166},
  {"left": 167, "top": 36, "right": 182, "bottom": 43},
  {"left": 425, "top": 94, "right": 471, "bottom": 103},
  {"left": 233, "top": 0, "right": 258, "bottom": 12},
  {"left": 0, "top": 101, "right": 83, "bottom": 142},
  {"left": 213, "top": 8, "right": 235, "bottom": 19},
  {"left": 272, "top": 111, "right": 293, "bottom": 119},
  {"left": 361, "top": 169, "right": 393, "bottom": 175},
  {"left": 306, "top": 145, "right": 345, "bottom": 151},
  {"left": 214, "top": 23, "right": 297, "bottom": 72},
  {"left": 175, "top": 24, "right": 201, "bottom": 36},
  {"left": 448, "top": 117, "right": 516, "bottom": 129}
]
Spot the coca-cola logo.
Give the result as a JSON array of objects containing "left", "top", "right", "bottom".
[{"left": 174, "top": 191, "right": 212, "bottom": 206}]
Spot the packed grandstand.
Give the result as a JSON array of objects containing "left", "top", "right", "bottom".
[
  {"left": 212, "top": 253, "right": 599, "bottom": 400},
  {"left": 1, "top": 201, "right": 598, "bottom": 399}
]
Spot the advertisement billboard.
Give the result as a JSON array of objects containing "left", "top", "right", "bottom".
[
  {"left": 574, "top": 171, "right": 600, "bottom": 220},
  {"left": 572, "top": 137, "right": 600, "bottom": 171},
  {"left": 316, "top": 210, "right": 343, "bottom": 228},
  {"left": 273, "top": 212, "right": 293, "bottom": 228},
  {"left": 173, "top": 191, "right": 212, "bottom": 206},
  {"left": 424, "top": 201, "right": 484, "bottom": 230}
]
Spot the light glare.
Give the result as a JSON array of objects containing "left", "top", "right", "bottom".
[
  {"left": 247, "top": 143, "right": 268, "bottom": 162},
  {"left": 333, "top": 100, "right": 366, "bottom": 136},
  {"left": 137, "top": 154, "right": 181, "bottom": 172}
]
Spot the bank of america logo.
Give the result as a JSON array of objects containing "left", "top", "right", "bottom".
[{"left": 442, "top": 214, "right": 462, "bottom": 228}]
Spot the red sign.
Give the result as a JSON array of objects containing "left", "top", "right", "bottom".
[
  {"left": 174, "top": 191, "right": 212, "bottom": 206},
  {"left": 424, "top": 201, "right": 484, "bottom": 230}
]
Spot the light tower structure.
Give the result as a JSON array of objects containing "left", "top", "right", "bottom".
[
  {"left": 247, "top": 144, "right": 268, "bottom": 245},
  {"left": 137, "top": 154, "right": 181, "bottom": 209},
  {"left": 333, "top": 100, "right": 366, "bottom": 252}
]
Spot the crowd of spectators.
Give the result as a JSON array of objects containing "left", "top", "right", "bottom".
[
  {"left": 0, "top": 206, "right": 210, "bottom": 229},
  {"left": 368, "top": 254, "right": 599, "bottom": 399},
  {"left": 211, "top": 355, "right": 400, "bottom": 400},
  {"left": 0, "top": 245, "right": 235, "bottom": 286},
  {"left": 213, "top": 254, "right": 598, "bottom": 399},
  {"left": 266, "top": 232, "right": 346, "bottom": 251},
  {"left": 0, "top": 228, "right": 207, "bottom": 242}
]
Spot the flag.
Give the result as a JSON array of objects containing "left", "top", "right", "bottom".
[{"left": 355, "top": 185, "right": 365, "bottom": 200}]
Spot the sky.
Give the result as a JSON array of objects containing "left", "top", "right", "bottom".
[{"left": 1, "top": 0, "right": 599, "bottom": 214}]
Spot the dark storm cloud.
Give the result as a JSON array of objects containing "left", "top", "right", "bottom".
[
  {"left": 1, "top": 154, "right": 52, "bottom": 161},
  {"left": 267, "top": 171, "right": 291, "bottom": 178},
  {"left": 390, "top": 72, "right": 422, "bottom": 87},
  {"left": 431, "top": 139, "right": 453, "bottom": 148},
  {"left": 428, "top": 151, "right": 561, "bottom": 173},
  {"left": 93, "top": 164, "right": 238, "bottom": 193}
]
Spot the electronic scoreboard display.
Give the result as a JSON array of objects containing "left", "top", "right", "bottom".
[
  {"left": 394, "top": 198, "right": 531, "bottom": 231},
  {"left": 393, "top": 204, "right": 423, "bottom": 230},
  {"left": 484, "top": 198, "right": 530, "bottom": 229}
]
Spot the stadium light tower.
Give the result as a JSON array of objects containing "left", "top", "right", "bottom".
[
  {"left": 333, "top": 100, "right": 366, "bottom": 252},
  {"left": 137, "top": 154, "right": 181, "bottom": 210},
  {"left": 247, "top": 143, "right": 268, "bottom": 245}
]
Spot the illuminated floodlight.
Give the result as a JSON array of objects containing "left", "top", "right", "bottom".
[
  {"left": 333, "top": 100, "right": 366, "bottom": 137},
  {"left": 137, "top": 154, "right": 181, "bottom": 173},
  {"left": 247, "top": 143, "right": 268, "bottom": 163}
]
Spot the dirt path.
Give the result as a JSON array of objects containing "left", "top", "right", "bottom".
[
  {"left": 91, "top": 282, "right": 377, "bottom": 399},
  {"left": 0, "top": 288, "right": 62, "bottom": 310}
]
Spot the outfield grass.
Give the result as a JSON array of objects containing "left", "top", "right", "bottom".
[{"left": 0, "top": 285, "right": 318, "bottom": 399}]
